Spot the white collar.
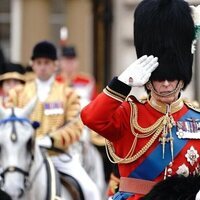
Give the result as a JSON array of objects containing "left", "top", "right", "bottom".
[
  {"left": 35, "top": 75, "right": 55, "bottom": 102},
  {"left": 36, "top": 75, "right": 55, "bottom": 87}
]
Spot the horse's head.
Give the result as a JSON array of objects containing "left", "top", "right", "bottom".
[{"left": 0, "top": 97, "right": 37, "bottom": 199}]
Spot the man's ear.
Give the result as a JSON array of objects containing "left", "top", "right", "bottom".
[
  {"left": 180, "top": 80, "right": 184, "bottom": 89},
  {"left": 146, "top": 81, "right": 152, "bottom": 90}
]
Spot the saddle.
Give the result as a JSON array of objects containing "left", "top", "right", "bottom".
[
  {"left": 44, "top": 155, "right": 85, "bottom": 200},
  {"left": 59, "top": 172, "right": 85, "bottom": 200},
  {"left": 44, "top": 156, "right": 62, "bottom": 200}
]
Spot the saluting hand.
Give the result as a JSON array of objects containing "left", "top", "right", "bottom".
[{"left": 118, "top": 55, "right": 158, "bottom": 87}]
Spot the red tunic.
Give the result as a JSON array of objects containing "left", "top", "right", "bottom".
[{"left": 81, "top": 77, "right": 200, "bottom": 199}]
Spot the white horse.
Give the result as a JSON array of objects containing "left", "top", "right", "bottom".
[{"left": 0, "top": 99, "right": 78, "bottom": 200}]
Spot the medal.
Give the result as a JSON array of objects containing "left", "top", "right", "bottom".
[
  {"left": 177, "top": 118, "right": 200, "bottom": 139},
  {"left": 44, "top": 102, "right": 64, "bottom": 115},
  {"left": 185, "top": 146, "right": 199, "bottom": 166},
  {"left": 176, "top": 164, "right": 189, "bottom": 177}
]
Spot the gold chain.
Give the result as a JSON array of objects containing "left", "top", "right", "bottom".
[{"left": 105, "top": 102, "right": 173, "bottom": 164}]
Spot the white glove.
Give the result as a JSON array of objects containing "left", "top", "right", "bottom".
[
  {"left": 118, "top": 55, "right": 158, "bottom": 87},
  {"left": 37, "top": 136, "right": 52, "bottom": 148}
]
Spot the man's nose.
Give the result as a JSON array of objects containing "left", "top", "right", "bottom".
[{"left": 163, "top": 80, "right": 170, "bottom": 86}]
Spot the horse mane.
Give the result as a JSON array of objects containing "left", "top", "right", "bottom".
[{"left": 141, "top": 175, "right": 200, "bottom": 200}]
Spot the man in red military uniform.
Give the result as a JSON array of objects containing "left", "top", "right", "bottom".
[{"left": 81, "top": 0, "right": 200, "bottom": 199}]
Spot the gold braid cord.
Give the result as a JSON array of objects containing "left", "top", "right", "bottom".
[{"left": 105, "top": 102, "right": 173, "bottom": 164}]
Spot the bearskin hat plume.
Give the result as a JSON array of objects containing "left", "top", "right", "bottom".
[{"left": 134, "top": 0, "right": 195, "bottom": 89}]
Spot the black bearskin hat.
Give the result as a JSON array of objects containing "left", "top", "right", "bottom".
[
  {"left": 61, "top": 46, "right": 77, "bottom": 58},
  {"left": 31, "top": 41, "right": 57, "bottom": 60},
  {"left": 134, "top": 0, "right": 195, "bottom": 89}
]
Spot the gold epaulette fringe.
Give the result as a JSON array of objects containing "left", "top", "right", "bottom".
[{"left": 184, "top": 99, "right": 200, "bottom": 112}]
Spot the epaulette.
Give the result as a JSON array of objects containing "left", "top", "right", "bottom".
[
  {"left": 126, "top": 95, "right": 147, "bottom": 104},
  {"left": 74, "top": 72, "right": 94, "bottom": 82},
  {"left": 139, "top": 95, "right": 148, "bottom": 104},
  {"left": 184, "top": 98, "right": 200, "bottom": 112}
]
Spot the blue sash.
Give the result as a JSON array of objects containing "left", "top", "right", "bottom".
[
  {"left": 114, "top": 109, "right": 200, "bottom": 200},
  {"left": 129, "top": 109, "right": 199, "bottom": 179}
]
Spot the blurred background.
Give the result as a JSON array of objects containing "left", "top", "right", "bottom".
[{"left": 1, "top": 0, "right": 200, "bottom": 100}]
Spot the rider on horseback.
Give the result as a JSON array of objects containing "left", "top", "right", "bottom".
[{"left": 7, "top": 40, "right": 101, "bottom": 200}]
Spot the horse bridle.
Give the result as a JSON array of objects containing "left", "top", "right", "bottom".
[{"left": 0, "top": 110, "right": 37, "bottom": 197}]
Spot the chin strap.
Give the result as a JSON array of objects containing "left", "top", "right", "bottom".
[{"left": 147, "top": 81, "right": 184, "bottom": 98}]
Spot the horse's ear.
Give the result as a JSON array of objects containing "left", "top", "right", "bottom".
[{"left": 20, "top": 96, "right": 38, "bottom": 117}]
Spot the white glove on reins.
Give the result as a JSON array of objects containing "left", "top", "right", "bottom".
[
  {"left": 37, "top": 135, "right": 52, "bottom": 148},
  {"left": 118, "top": 55, "right": 159, "bottom": 87}
]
